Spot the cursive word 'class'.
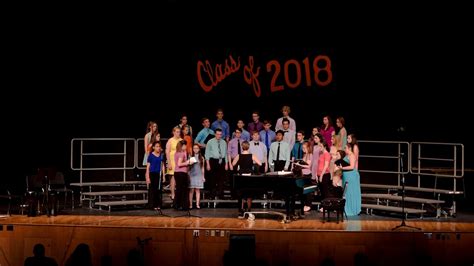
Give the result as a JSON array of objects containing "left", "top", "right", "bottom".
[{"left": 197, "top": 55, "right": 241, "bottom": 92}]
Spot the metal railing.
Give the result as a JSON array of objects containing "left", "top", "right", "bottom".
[
  {"left": 135, "top": 138, "right": 145, "bottom": 170},
  {"left": 410, "top": 142, "right": 464, "bottom": 190},
  {"left": 70, "top": 138, "right": 136, "bottom": 184},
  {"left": 358, "top": 140, "right": 410, "bottom": 186},
  {"left": 70, "top": 138, "right": 465, "bottom": 192}
]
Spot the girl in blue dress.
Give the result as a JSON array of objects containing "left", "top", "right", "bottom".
[
  {"left": 146, "top": 141, "right": 165, "bottom": 210},
  {"left": 336, "top": 143, "right": 361, "bottom": 216}
]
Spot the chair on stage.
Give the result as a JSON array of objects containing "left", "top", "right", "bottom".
[
  {"left": 49, "top": 171, "right": 74, "bottom": 209},
  {"left": 25, "top": 174, "right": 44, "bottom": 216},
  {"left": 24, "top": 167, "right": 64, "bottom": 216},
  {"left": 26, "top": 174, "right": 45, "bottom": 194},
  {"left": 1, "top": 188, "right": 25, "bottom": 217},
  {"left": 0, "top": 184, "right": 30, "bottom": 216},
  {"left": 321, "top": 182, "right": 348, "bottom": 223}
]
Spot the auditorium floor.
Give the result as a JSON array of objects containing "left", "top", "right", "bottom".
[
  {"left": 58, "top": 206, "right": 474, "bottom": 221},
  {"left": 2, "top": 206, "right": 474, "bottom": 232}
]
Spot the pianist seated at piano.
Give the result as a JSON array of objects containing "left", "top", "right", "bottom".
[
  {"left": 231, "top": 141, "right": 262, "bottom": 213},
  {"left": 292, "top": 141, "right": 317, "bottom": 213},
  {"left": 292, "top": 141, "right": 313, "bottom": 177},
  {"left": 269, "top": 130, "right": 291, "bottom": 172}
]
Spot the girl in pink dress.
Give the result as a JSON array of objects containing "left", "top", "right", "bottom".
[{"left": 320, "top": 116, "right": 335, "bottom": 148}]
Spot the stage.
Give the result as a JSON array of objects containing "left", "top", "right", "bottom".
[{"left": 1, "top": 208, "right": 473, "bottom": 266}]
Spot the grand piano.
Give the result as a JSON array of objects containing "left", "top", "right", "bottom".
[{"left": 232, "top": 172, "right": 317, "bottom": 223}]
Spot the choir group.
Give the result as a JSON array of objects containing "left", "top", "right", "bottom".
[{"left": 143, "top": 106, "right": 361, "bottom": 216}]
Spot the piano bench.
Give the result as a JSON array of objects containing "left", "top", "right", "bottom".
[{"left": 321, "top": 198, "right": 346, "bottom": 223}]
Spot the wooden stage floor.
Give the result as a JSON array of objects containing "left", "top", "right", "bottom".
[
  {"left": 2, "top": 209, "right": 474, "bottom": 266},
  {"left": 2, "top": 208, "right": 474, "bottom": 232}
]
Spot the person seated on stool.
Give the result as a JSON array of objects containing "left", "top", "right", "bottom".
[
  {"left": 231, "top": 141, "right": 262, "bottom": 214},
  {"left": 332, "top": 150, "right": 346, "bottom": 187},
  {"left": 292, "top": 141, "right": 314, "bottom": 213},
  {"left": 329, "top": 169, "right": 344, "bottom": 198}
]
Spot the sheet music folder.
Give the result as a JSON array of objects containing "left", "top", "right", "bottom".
[{"left": 204, "top": 134, "right": 215, "bottom": 144}]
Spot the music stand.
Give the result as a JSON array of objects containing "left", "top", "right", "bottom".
[
  {"left": 204, "top": 134, "right": 215, "bottom": 144},
  {"left": 392, "top": 153, "right": 421, "bottom": 231},
  {"left": 41, "top": 175, "right": 52, "bottom": 217}
]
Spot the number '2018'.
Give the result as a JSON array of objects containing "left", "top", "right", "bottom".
[{"left": 266, "top": 56, "right": 332, "bottom": 92}]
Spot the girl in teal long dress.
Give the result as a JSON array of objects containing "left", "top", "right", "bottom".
[{"left": 338, "top": 143, "right": 361, "bottom": 216}]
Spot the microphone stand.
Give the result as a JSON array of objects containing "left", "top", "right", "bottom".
[
  {"left": 392, "top": 153, "right": 421, "bottom": 231},
  {"left": 152, "top": 173, "right": 170, "bottom": 217},
  {"left": 42, "top": 175, "right": 51, "bottom": 217},
  {"left": 173, "top": 208, "right": 201, "bottom": 218}
]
